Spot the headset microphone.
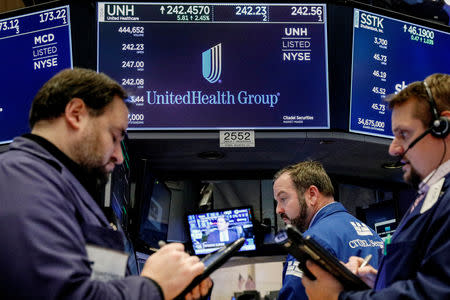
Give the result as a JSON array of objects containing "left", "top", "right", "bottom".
[
  {"left": 383, "top": 81, "right": 448, "bottom": 169},
  {"left": 382, "top": 127, "right": 433, "bottom": 169}
]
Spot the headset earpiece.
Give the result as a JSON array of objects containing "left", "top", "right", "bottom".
[
  {"left": 424, "top": 81, "right": 449, "bottom": 138},
  {"left": 431, "top": 117, "right": 449, "bottom": 138}
]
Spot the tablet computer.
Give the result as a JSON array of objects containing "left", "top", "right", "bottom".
[
  {"left": 275, "top": 225, "right": 369, "bottom": 291},
  {"left": 175, "top": 237, "right": 245, "bottom": 299}
]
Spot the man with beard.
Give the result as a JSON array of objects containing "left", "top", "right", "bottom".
[
  {"left": 0, "top": 68, "right": 211, "bottom": 300},
  {"left": 273, "top": 161, "right": 383, "bottom": 300},
  {"left": 302, "top": 73, "right": 450, "bottom": 300}
]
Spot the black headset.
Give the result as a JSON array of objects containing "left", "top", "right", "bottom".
[{"left": 423, "top": 81, "right": 449, "bottom": 138}]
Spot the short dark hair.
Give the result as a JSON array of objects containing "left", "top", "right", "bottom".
[
  {"left": 385, "top": 73, "right": 450, "bottom": 128},
  {"left": 273, "top": 160, "right": 334, "bottom": 197},
  {"left": 29, "top": 68, "right": 128, "bottom": 128}
]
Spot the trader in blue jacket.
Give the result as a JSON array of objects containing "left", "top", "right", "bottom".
[
  {"left": 0, "top": 68, "right": 211, "bottom": 300},
  {"left": 303, "top": 73, "right": 450, "bottom": 300},
  {"left": 273, "top": 160, "right": 383, "bottom": 300}
]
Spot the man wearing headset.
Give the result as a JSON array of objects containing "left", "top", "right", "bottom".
[{"left": 303, "top": 73, "right": 450, "bottom": 299}]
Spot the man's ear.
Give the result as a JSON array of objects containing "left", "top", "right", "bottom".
[
  {"left": 65, "top": 98, "right": 88, "bottom": 129},
  {"left": 306, "top": 185, "right": 320, "bottom": 206},
  {"left": 441, "top": 110, "right": 450, "bottom": 118}
]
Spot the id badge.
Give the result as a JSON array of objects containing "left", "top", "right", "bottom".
[{"left": 86, "top": 244, "right": 129, "bottom": 281}]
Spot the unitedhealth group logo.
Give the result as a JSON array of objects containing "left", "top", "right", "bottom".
[{"left": 202, "top": 43, "right": 222, "bottom": 83}]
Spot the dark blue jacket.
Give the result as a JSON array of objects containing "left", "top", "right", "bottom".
[
  {"left": 278, "top": 202, "right": 383, "bottom": 300},
  {"left": 340, "top": 174, "right": 450, "bottom": 300},
  {"left": 0, "top": 137, "right": 162, "bottom": 299}
]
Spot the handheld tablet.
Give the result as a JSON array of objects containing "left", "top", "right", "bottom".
[
  {"left": 275, "top": 225, "right": 369, "bottom": 291},
  {"left": 175, "top": 237, "right": 245, "bottom": 299}
]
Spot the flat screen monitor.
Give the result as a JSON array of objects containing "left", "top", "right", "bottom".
[
  {"left": 350, "top": 7, "right": 450, "bottom": 138},
  {"left": 97, "top": 2, "right": 329, "bottom": 129},
  {"left": 0, "top": 4, "right": 73, "bottom": 144},
  {"left": 374, "top": 218, "right": 397, "bottom": 241},
  {"left": 109, "top": 140, "right": 131, "bottom": 230},
  {"left": 187, "top": 207, "right": 256, "bottom": 255},
  {"left": 138, "top": 178, "right": 171, "bottom": 249},
  {"left": 361, "top": 200, "right": 397, "bottom": 241}
]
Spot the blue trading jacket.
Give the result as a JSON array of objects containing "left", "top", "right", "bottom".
[
  {"left": 0, "top": 137, "right": 162, "bottom": 299},
  {"left": 278, "top": 202, "right": 383, "bottom": 300},
  {"left": 340, "top": 174, "right": 450, "bottom": 300}
]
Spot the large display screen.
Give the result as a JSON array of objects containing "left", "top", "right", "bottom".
[
  {"left": 97, "top": 2, "right": 329, "bottom": 129},
  {"left": 187, "top": 207, "right": 256, "bottom": 255},
  {"left": 0, "top": 5, "right": 73, "bottom": 144},
  {"left": 350, "top": 8, "right": 450, "bottom": 138}
]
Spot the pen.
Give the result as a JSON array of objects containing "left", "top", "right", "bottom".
[
  {"left": 360, "top": 254, "right": 372, "bottom": 268},
  {"left": 158, "top": 240, "right": 167, "bottom": 248}
]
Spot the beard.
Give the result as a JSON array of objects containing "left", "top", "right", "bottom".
[
  {"left": 405, "top": 165, "right": 422, "bottom": 190},
  {"left": 79, "top": 163, "right": 110, "bottom": 187},
  {"left": 72, "top": 127, "right": 111, "bottom": 189},
  {"left": 280, "top": 194, "right": 309, "bottom": 232}
]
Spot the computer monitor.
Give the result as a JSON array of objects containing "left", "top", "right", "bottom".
[
  {"left": 137, "top": 177, "right": 171, "bottom": 250},
  {"left": 108, "top": 140, "right": 131, "bottom": 231},
  {"left": 187, "top": 207, "right": 256, "bottom": 255},
  {"left": 349, "top": 5, "right": 450, "bottom": 138},
  {"left": 0, "top": 3, "right": 73, "bottom": 144},
  {"left": 360, "top": 200, "right": 398, "bottom": 240},
  {"left": 97, "top": 2, "right": 329, "bottom": 129},
  {"left": 374, "top": 218, "right": 397, "bottom": 241}
]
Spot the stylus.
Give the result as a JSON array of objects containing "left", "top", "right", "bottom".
[{"left": 360, "top": 254, "right": 372, "bottom": 269}]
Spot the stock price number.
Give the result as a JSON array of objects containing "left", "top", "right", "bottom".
[
  {"left": 358, "top": 118, "right": 385, "bottom": 129},
  {"left": 235, "top": 6, "right": 268, "bottom": 21},
  {"left": 403, "top": 25, "right": 434, "bottom": 39},
  {"left": 160, "top": 5, "right": 210, "bottom": 15},
  {"left": 39, "top": 9, "right": 67, "bottom": 24},
  {"left": 177, "top": 15, "right": 210, "bottom": 21},
  {"left": 121, "top": 78, "right": 144, "bottom": 87},
  {"left": 118, "top": 26, "right": 144, "bottom": 35},
  {"left": 0, "top": 19, "right": 19, "bottom": 34},
  {"left": 372, "top": 70, "right": 387, "bottom": 81},
  {"left": 403, "top": 25, "right": 434, "bottom": 45},
  {"left": 291, "top": 6, "right": 323, "bottom": 21},
  {"left": 371, "top": 103, "right": 386, "bottom": 113},
  {"left": 373, "top": 53, "right": 387, "bottom": 64},
  {"left": 372, "top": 86, "right": 386, "bottom": 96},
  {"left": 122, "top": 43, "right": 144, "bottom": 52},
  {"left": 121, "top": 60, "right": 144, "bottom": 70}
]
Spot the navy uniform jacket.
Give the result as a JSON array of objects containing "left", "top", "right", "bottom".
[
  {"left": 340, "top": 172, "right": 450, "bottom": 300},
  {"left": 278, "top": 202, "right": 383, "bottom": 300},
  {"left": 0, "top": 137, "right": 163, "bottom": 299}
]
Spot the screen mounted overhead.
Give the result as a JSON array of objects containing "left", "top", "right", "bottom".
[
  {"left": 350, "top": 7, "right": 450, "bottom": 138},
  {"left": 0, "top": 5, "right": 73, "bottom": 144},
  {"left": 97, "top": 2, "right": 329, "bottom": 130}
]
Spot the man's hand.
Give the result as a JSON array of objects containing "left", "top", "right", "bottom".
[
  {"left": 184, "top": 278, "right": 213, "bottom": 300},
  {"left": 345, "top": 256, "right": 378, "bottom": 288},
  {"left": 302, "top": 260, "right": 343, "bottom": 300},
  {"left": 140, "top": 243, "right": 210, "bottom": 299}
]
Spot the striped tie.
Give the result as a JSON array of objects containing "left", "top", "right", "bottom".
[{"left": 409, "top": 185, "right": 429, "bottom": 213}]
